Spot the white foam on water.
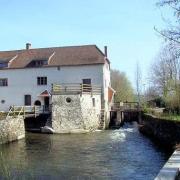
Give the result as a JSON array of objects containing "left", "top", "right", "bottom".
[
  {"left": 122, "top": 128, "right": 134, "bottom": 133},
  {"left": 110, "top": 131, "right": 126, "bottom": 142},
  {"left": 110, "top": 126, "right": 136, "bottom": 142},
  {"left": 95, "top": 130, "right": 102, "bottom": 132}
]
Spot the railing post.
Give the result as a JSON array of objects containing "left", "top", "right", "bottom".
[
  {"left": 13, "top": 106, "right": 15, "bottom": 117},
  {"left": 23, "top": 107, "right": 25, "bottom": 118},
  {"left": 91, "top": 85, "right": 93, "bottom": 97},
  {"left": 51, "top": 83, "right": 53, "bottom": 93},
  {"left": 34, "top": 106, "right": 36, "bottom": 118},
  {"left": 81, "top": 84, "right": 83, "bottom": 96}
]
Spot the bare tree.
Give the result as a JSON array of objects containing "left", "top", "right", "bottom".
[
  {"left": 156, "top": 0, "right": 180, "bottom": 43},
  {"left": 150, "top": 43, "right": 180, "bottom": 112},
  {"left": 135, "top": 62, "right": 142, "bottom": 105}
]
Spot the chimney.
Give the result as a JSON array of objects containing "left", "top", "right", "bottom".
[
  {"left": 26, "top": 43, "right": 31, "bottom": 50},
  {"left": 104, "top": 46, "right": 107, "bottom": 57}
]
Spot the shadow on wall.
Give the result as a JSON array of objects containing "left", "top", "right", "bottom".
[{"left": 24, "top": 114, "right": 51, "bottom": 132}]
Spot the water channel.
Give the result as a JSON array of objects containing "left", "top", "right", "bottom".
[{"left": 0, "top": 122, "right": 171, "bottom": 180}]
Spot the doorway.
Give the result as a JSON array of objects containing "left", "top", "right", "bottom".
[
  {"left": 24, "top": 95, "right": 31, "bottom": 106},
  {"left": 34, "top": 100, "right": 41, "bottom": 106},
  {"left": 82, "top": 78, "right": 91, "bottom": 92},
  {"left": 44, "top": 97, "right": 49, "bottom": 112}
]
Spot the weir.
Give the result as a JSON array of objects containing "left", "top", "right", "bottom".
[{"left": 109, "top": 101, "right": 141, "bottom": 128}]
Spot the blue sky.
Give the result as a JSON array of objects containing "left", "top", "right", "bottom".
[{"left": 0, "top": 0, "right": 170, "bottom": 88}]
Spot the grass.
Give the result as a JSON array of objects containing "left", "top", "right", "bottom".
[
  {"left": 144, "top": 108, "right": 180, "bottom": 122},
  {"left": 159, "top": 114, "right": 180, "bottom": 121}
]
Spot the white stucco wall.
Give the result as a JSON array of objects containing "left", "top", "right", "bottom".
[
  {"left": 102, "top": 61, "right": 111, "bottom": 125},
  {"left": 103, "top": 61, "right": 111, "bottom": 102},
  {"left": 0, "top": 65, "right": 104, "bottom": 111}
]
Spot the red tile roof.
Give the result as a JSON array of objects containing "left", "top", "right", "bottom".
[
  {"left": 39, "top": 90, "right": 51, "bottom": 97},
  {"left": 0, "top": 45, "right": 109, "bottom": 69}
]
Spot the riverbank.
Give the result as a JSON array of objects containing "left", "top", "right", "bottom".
[
  {"left": 138, "top": 114, "right": 180, "bottom": 179},
  {"left": 139, "top": 114, "right": 180, "bottom": 150}
]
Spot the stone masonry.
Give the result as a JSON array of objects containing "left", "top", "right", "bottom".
[
  {"left": 52, "top": 94, "right": 101, "bottom": 133},
  {"left": 0, "top": 116, "right": 25, "bottom": 144}
]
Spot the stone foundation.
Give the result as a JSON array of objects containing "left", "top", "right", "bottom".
[
  {"left": 0, "top": 116, "right": 25, "bottom": 144},
  {"left": 52, "top": 94, "right": 101, "bottom": 133}
]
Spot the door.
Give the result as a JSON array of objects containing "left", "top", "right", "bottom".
[
  {"left": 24, "top": 95, "right": 31, "bottom": 106},
  {"left": 82, "top": 79, "right": 91, "bottom": 92},
  {"left": 44, "top": 97, "right": 49, "bottom": 111}
]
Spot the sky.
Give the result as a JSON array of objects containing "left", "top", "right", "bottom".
[{"left": 0, "top": 0, "right": 171, "bottom": 88}]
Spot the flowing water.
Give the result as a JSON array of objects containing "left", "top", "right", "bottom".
[{"left": 0, "top": 122, "right": 170, "bottom": 180}]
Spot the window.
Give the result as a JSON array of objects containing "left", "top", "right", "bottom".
[
  {"left": 24, "top": 95, "right": 31, "bottom": 105},
  {"left": 66, "top": 97, "right": 72, "bottom": 103},
  {"left": 0, "top": 62, "right": 8, "bottom": 68},
  {"left": 82, "top": 79, "right": 91, "bottom": 92},
  {"left": 27, "top": 59, "right": 48, "bottom": 67},
  {"left": 0, "top": 79, "right": 8, "bottom": 86},
  {"left": 1, "top": 100, "right": 5, "bottom": 104},
  {"left": 34, "top": 100, "right": 41, "bottom": 106},
  {"left": 37, "top": 77, "right": 47, "bottom": 85},
  {"left": 83, "top": 79, "right": 91, "bottom": 85}
]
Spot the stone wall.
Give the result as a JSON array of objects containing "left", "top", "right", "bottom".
[
  {"left": 0, "top": 116, "right": 25, "bottom": 144},
  {"left": 139, "top": 114, "right": 180, "bottom": 149},
  {"left": 52, "top": 94, "right": 101, "bottom": 133}
]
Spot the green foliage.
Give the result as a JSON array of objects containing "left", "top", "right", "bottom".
[
  {"left": 111, "top": 69, "right": 134, "bottom": 102},
  {"left": 145, "top": 107, "right": 180, "bottom": 121}
]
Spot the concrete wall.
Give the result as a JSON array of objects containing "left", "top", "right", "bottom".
[
  {"left": 155, "top": 150, "right": 180, "bottom": 180},
  {"left": 52, "top": 94, "right": 101, "bottom": 133},
  {"left": 0, "top": 116, "right": 25, "bottom": 144},
  {"left": 0, "top": 65, "right": 104, "bottom": 112}
]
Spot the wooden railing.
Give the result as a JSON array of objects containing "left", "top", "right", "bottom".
[
  {"left": 111, "top": 102, "right": 141, "bottom": 111},
  {"left": 6, "top": 105, "right": 51, "bottom": 119},
  {"left": 52, "top": 83, "right": 102, "bottom": 95}
]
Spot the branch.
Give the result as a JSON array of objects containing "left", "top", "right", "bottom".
[{"left": 154, "top": 26, "right": 180, "bottom": 44}]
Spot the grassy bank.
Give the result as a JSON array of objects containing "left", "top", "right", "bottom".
[
  {"left": 140, "top": 113, "right": 180, "bottom": 150},
  {"left": 144, "top": 108, "right": 180, "bottom": 122},
  {"left": 159, "top": 114, "right": 180, "bottom": 121}
]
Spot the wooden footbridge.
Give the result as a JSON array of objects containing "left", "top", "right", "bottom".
[
  {"left": 111, "top": 101, "right": 141, "bottom": 112},
  {"left": 6, "top": 105, "right": 51, "bottom": 119},
  {"left": 110, "top": 102, "right": 141, "bottom": 127}
]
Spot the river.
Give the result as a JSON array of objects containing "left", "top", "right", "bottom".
[{"left": 0, "top": 122, "right": 170, "bottom": 180}]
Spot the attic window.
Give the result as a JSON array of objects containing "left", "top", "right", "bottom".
[
  {"left": 27, "top": 59, "right": 48, "bottom": 67},
  {"left": 0, "top": 62, "right": 8, "bottom": 68}
]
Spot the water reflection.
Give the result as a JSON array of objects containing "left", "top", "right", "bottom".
[{"left": 0, "top": 122, "right": 170, "bottom": 180}]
